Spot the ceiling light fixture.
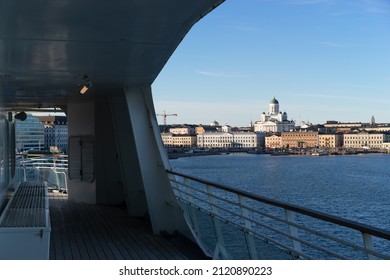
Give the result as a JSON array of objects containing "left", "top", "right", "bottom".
[
  {"left": 79, "top": 75, "right": 92, "bottom": 95},
  {"left": 80, "top": 85, "right": 89, "bottom": 95}
]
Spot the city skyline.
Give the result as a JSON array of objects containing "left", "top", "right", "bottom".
[{"left": 152, "top": 0, "right": 390, "bottom": 127}]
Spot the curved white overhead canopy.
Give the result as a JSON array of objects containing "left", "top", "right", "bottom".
[{"left": 0, "top": 0, "right": 224, "bottom": 108}]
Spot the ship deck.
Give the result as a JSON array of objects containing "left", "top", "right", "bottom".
[{"left": 49, "top": 192, "right": 205, "bottom": 260}]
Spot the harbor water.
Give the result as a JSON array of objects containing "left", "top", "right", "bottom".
[{"left": 170, "top": 153, "right": 390, "bottom": 241}]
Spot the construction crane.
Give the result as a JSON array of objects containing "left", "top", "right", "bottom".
[{"left": 157, "top": 110, "right": 177, "bottom": 126}]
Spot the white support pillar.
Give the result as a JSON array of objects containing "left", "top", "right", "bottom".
[
  {"left": 112, "top": 86, "right": 190, "bottom": 235},
  {"left": 95, "top": 96, "right": 125, "bottom": 205},
  {"left": 110, "top": 93, "right": 148, "bottom": 217}
]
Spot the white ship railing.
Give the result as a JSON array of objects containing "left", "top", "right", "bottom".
[
  {"left": 167, "top": 170, "right": 390, "bottom": 260},
  {"left": 14, "top": 154, "right": 68, "bottom": 193}
]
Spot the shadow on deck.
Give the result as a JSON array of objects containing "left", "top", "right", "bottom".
[{"left": 49, "top": 193, "right": 206, "bottom": 260}]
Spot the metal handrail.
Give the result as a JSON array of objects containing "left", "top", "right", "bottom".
[
  {"left": 175, "top": 186, "right": 389, "bottom": 259},
  {"left": 15, "top": 154, "right": 68, "bottom": 192},
  {"left": 167, "top": 169, "right": 390, "bottom": 259},
  {"left": 167, "top": 170, "right": 390, "bottom": 241}
]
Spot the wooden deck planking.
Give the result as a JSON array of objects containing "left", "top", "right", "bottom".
[
  {"left": 63, "top": 201, "right": 93, "bottom": 259},
  {"left": 96, "top": 204, "right": 162, "bottom": 260},
  {"left": 49, "top": 193, "right": 191, "bottom": 260},
  {"left": 50, "top": 203, "right": 65, "bottom": 259},
  {"left": 76, "top": 202, "right": 125, "bottom": 260},
  {"left": 82, "top": 203, "right": 146, "bottom": 260},
  {"left": 100, "top": 203, "right": 183, "bottom": 260}
]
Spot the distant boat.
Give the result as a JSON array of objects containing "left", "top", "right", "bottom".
[{"left": 311, "top": 149, "right": 327, "bottom": 156}]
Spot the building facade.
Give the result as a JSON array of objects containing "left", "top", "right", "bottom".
[
  {"left": 15, "top": 114, "right": 45, "bottom": 151},
  {"left": 323, "top": 122, "right": 363, "bottom": 133},
  {"left": 38, "top": 116, "right": 68, "bottom": 151},
  {"left": 161, "top": 132, "right": 173, "bottom": 147},
  {"left": 281, "top": 131, "right": 319, "bottom": 148},
  {"left": 318, "top": 134, "right": 343, "bottom": 148},
  {"left": 364, "top": 126, "right": 390, "bottom": 132},
  {"left": 265, "top": 134, "right": 282, "bottom": 149},
  {"left": 169, "top": 126, "right": 195, "bottom": 135},
  {"left": 254, "top": 97, "right": 295, "bottom": 133},
  {"left": 382, "top": 142, "right": 390, "bottom": 152},
  {"left": 197, "top": 132, "right": 263, "bottom": 148},
  {"left": 161, "top": 132, "right": 197, "bottom": 148},
  {"left": 343, "top": 132, "right": 390, "bottom": 149},
  {"left": 195, "top": 125, "right": 218, "bottom": 135}
]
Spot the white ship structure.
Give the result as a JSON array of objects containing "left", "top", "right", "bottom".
[
  {"left": 1, "top": 0, "right": 389, "bottom": 260},
  {"left": 0, "top": 0, "right": 224, "bottom": 259}
]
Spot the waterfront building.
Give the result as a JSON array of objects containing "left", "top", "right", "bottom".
[
  {"left": 323, "top": 121, "right": 363, "bottom": 133},
  {"left": 197, "top": 121, "right": 231, "bottom": 133},
  {"left": 364, "top": 115, "right": 390, "bottom": 132},
  {"left": 343, "top": 131, "right": 390, "bottom": 149},
  {"left": 318, "top": 134, "right": 343, "bottom": 148},
  {"left": 15, "top": 114, "right": 45, "bottom": 152},
  {"left": 382, "top": 142, "right": 390, "bottom": 152},
  {"left": 265, "top": 134, "right": 282, "bottom": 149},
  {"left": 323, "top": 120, "right": 390, "bottom": 133},
  {"left": 281, "top": 131, "right": 319, "bottom": 148},
  {"left": 364, "top": 125, "right": 390, "bottom": 132},
  {"left": 197, "top": 132, "right": 233, "bottom": 148},
  {"left": 161, "top": 132, "right": 173, "bottom": 147},
  {"left": 253, "top": 97, "right": 295, "bottom": 133},
  {"left": 221, "top": 125, "right": 232, "bottom": 132},
  {"left": 38, "top": 115, "right": 68, "bottom": 152},
  {"left": 173, "top": 134, "right": 197, "bottom": 148},
  {"left": 161, "top": 132, "right": 197, "bottom": 148},
  {"left": 197, "top": 132, "right": 264, "bottom": 148},
  {"left": 298, "top": 123, "right": 326, "bottom": 133},
  {"left": 169, "top": 126, "right": 195, "bottom": 135},
  {"left": 195, "top": 125, "right": 218, "bottom": 135}
]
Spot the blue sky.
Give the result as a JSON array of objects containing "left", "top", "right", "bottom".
[{"left": 152, "top": 0, "right": 390, "bottom": 127}]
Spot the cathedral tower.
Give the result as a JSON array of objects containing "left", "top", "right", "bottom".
[{"left": 269, "top": 97, "right": 279, "bottom": 115}]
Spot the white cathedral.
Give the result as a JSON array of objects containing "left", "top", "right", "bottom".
[{"left": 253, "top": 97, "right": 295, "bottom": 133}]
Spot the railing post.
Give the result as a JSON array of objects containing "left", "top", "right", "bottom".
[
  {"left": 362, "top": 232, "right": 377, "bottom": 260},
  {"left": 239, "top": 195, "right": 258, "bottom": 259},
  {"left": 23, "top": 167, "right": 26, "bottom": 182},
  {"left": 22, "top": 157, "right": 27, "bottom": 182},
  {"left": 183, "top": 177, "right": 202, "bottom": 238},
  {"left": 206, "top": 185, "right": 229, "bottom": 259},
  {"left": 62, "top": 171, "right": 68, "bottom": 192},
  {"left": 285, "top": 209, "right": 302, "bottom": 257},
  {"left": 53, "top": 156, "right": 59, "bottom": 188}
]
